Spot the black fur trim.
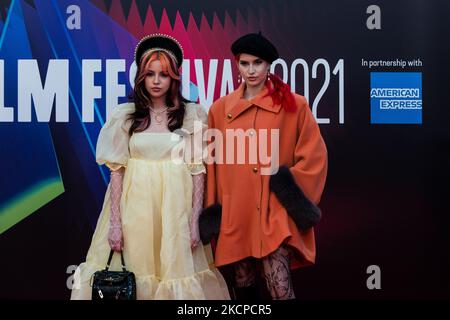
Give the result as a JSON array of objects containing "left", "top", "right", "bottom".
[
  {"left": 269, "top": 166, "right": 321, "bottom": 230},
  {"left": 199, "top": 204, "right": 222, "bottom": 244}
]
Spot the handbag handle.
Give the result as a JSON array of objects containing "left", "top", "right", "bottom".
[{"left": 105, "top": 250, "right": 127, "bottom": 272}]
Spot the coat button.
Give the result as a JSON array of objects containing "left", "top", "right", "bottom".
[
  {"left": 253, "top": 167, "right": 258, "bottom": 173},
  {"left": 227, "top": 113, "right": 232, "bottom": 119}
]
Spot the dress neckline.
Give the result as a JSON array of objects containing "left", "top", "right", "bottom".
[{"left": 135, "top": 131, "right": 173, "bottom": 135}]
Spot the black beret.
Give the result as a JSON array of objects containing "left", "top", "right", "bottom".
[
  {"left": 134, "top": 33, "right": 184, "bottom": 68},
  {"left": 231, "top": 32, "right": 279, "bottom": 63}
]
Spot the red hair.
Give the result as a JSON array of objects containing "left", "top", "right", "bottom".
[{"left": 265, "top": 73, "right": 296, "bottom": 112}]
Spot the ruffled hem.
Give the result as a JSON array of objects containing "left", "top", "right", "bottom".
[{"left": 71, "top": 261, "right": 230, "bottom": 300}]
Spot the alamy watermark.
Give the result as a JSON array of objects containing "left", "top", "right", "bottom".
[{"left": 170, "top": 120, "right": 280, "bottom": 175}]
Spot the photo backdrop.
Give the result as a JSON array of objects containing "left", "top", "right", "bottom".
[{"left": 0, "top": 0, "right": 449, "bottom": 299}]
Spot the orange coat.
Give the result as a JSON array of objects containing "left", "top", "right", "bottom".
[{"left": 205, "top": 83, "right": 328, "bottom": 268}]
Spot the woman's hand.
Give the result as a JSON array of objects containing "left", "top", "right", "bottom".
[
  {"left": 108, "top": 225, "right": 123, "bottom": 252},
  {"left": 189, "top": 213, "right": 201, "bottom": 250},
  {"left": 190, "top": 173, "right": 205, "bottom": 251}
]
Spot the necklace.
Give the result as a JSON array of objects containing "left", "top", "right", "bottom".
[{"left": 148, "top": 106, "right": 167, "bottom": 125}]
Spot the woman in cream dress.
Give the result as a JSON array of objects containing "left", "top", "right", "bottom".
[{"left": 71, "top": 34, "right": 230, "bottom": 300}]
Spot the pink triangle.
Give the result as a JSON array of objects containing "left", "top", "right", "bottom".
[
  {"left": 187, "top": 12, "right": 211, "bottom": 87},
  {"left": 211, "top": 12, "right": 230, "bottom": 58},
  {"left": 198, "top": 13, "right": 227, "bottom": 101},
  {"left": 109, "top": 0, "right": 127, "bottom": 29},
  {"left": 223, "top": 10, "right": 239, "bottom": 43},
  {"left": 172, "top": 11, "right": 194, "bottom": 59},
  {"left": 187, "top": 12, "right": 210, "bottom": 59},
  {"left": 172, "top": 11, "right": 197, "bottom": 84},
  {"left": 199, "top": 13, "right": 221, "bottom": 59},
  {"left": 126, "top": 0, "right": 144, "bottom": 39},
  {"left": 210, "top": 13, "right": 236, "bottom": 100},
  {"left": 158, "top": 8, "right": 173, "bottom": 34},
  {"left": 143, "top": 4, "right": 158, "bottom": 34}
]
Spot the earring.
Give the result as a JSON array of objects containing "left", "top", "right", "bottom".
[
  {"left": 267, "top": 72, "right": 270, "bottom": 81},
  {"left": 238, "top": 74, "right": 242, "bottom": 83}
]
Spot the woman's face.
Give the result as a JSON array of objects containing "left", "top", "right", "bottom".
[
  {"left": 237, "top": 53, "right": 270, "bottom": 88},
  {"left": 144, "top": 60, "right": 171, "bottom": 102}
]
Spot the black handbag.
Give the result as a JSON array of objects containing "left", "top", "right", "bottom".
[{"left": 91, "top": 250, "right": 136, "bottom": 300}]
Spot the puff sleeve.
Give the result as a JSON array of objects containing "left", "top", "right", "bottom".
[
  {"left": 96, "top": 103, "right": 135, "bottom": 171},
  {"left": 181, "top": 103, "right": 208, "bottom": 175}
]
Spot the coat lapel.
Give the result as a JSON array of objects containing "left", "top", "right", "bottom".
[{"left": 224, "top": 83, "right": 282, "bottom": 123}]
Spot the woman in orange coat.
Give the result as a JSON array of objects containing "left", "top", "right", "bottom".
[{"left": 199, "top": 33, "right": 328, "bottom": 300}]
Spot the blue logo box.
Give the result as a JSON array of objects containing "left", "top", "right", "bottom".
[{"left": 370, "top": 72, "right": 422, "bottom": 124}]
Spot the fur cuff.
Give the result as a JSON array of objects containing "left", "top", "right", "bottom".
[
  {"left": 269, "top": 166, "right": 321, "bottom": 230},
  {"left": 199, "top": 204, "right": 222, "bottom": 244}
]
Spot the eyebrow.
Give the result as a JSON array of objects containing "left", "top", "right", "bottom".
[
  {"left": 146, "top": 70, "right": 167, "bottom": 73},
  {"left": 239, "top": 58, "right": 262, "bottom": 63}
]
